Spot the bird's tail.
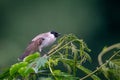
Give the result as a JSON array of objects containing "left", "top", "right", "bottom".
[
  {"left": 18, "top": 51, "right": 30, "bottom": 61},
  {"left": 18, "top": 55, "right": 24, "bottom": 61}
]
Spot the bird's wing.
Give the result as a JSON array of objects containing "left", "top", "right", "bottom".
[{"left": 19, "top": 38, "right": 44, "bottom": 60}]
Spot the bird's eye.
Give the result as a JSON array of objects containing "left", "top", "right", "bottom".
[
  {"left": 41, "top": 38, "right": 45, "bottom": 40},
  {"left": 39, "top": 38, "right": 44, "bottom": 41}
]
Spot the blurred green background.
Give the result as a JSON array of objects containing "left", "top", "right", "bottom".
[{"left": 0, "top": 0, "right": 120, "bottom": 70}]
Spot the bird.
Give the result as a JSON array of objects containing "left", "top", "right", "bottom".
[{"left": 18, "top": 31, "right": 60, "bottom": 60}]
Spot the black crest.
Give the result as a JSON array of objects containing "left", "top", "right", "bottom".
[{"left": 50, "top": 31, "right": 61, "bottom": 37}]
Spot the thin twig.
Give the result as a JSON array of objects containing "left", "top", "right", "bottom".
[
  {"left": 48, "top": 61, "right": 58, "bottom": 80},
  {"left": 80, "top": 50, "right": 120, "bottom": 80},
  {"left": 98, "top": 43, "right": 120, "bottom": 65},
  {"left": 48, "top": 39, "right": 80, "bottom": 57}
]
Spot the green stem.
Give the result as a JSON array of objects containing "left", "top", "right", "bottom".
[
  {"left": 48, "top": 61, "right": 58, "bottom": 80},
  {"left": 47, "top": 40, "right": 64, "bottom": 55},
  {"left": 80, "top": 50, "right": 120, "bottom": 80},
  {"left": 48, "top": 39, "right": 80, "bottom": 57},
  {"left": 98, "top": 43, "right": 120, "bottom": 65},
  {"left": 73, "top": 50, "right": 77, "bottom": 76}
]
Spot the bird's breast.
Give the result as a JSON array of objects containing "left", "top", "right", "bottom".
[{"left": 40, "top": 37, "right": 56, "bottom": 48}]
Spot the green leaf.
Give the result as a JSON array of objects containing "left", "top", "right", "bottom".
[
  {"left": 53, "top": 70, "right": 78, "bottom": 80},
  {"left": 63, "top": 62, "right": 72, "bottom": 74},
  {"left": 27, "top": 56, "right": 48, "bottom": 73},
  {"left": 0, "top": 68, "right": 10, "bottom": 79},
  {"left": 39, "top": 77, "right": 53, "bottom": 80},
  {"left": 71, "top": 43, "right": 78, "bottom": 54},
  {"left": 109, "top": 59, "right": 120, "bottom": 69},
  {"left": 48, "top": 58, "right": 59, "bottom": 66},
  {"left": 23, "top": 52, "right": 40, "bottom": 62},
  {"left": 103, "top": 59, "right": 120, "bottom": 80},
  {"left": 53, "top": 70, "right": 61, "bottom": 75},
  {"left": 10, "top": 62, "right": 28, "bottom": 76},
  {"left": 18, "top": 66, "right": 34, "bottom": 77},
  {"left": 101, "top": 67, "right": 109, "bottom": 79}
]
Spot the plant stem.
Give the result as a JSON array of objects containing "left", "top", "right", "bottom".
[
  {"left": 48, "top": 39, "right": 80, "bottom": 57},
  {"left": 80, "top": 50, "right": 120, "bottom": 80},
  {"left": 48, "top": 61, "right": 57, "bottom": 80},
  {"left": 98, "top": 43, "right": 120, "bottom": 65},
  {"left": 73, "top": 50, "right": 77, "bottom": 77}
]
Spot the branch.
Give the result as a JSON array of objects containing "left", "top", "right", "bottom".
[
  {"left": 80, "top": 49, "right": 120, "bottom": 80},
  {"left": 98, "top": 43, "right": 120, "bottom": 65}
]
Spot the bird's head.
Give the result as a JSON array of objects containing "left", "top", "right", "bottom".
[{"left": 50, "top": 31, "right": 61, "bottom": 37}]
